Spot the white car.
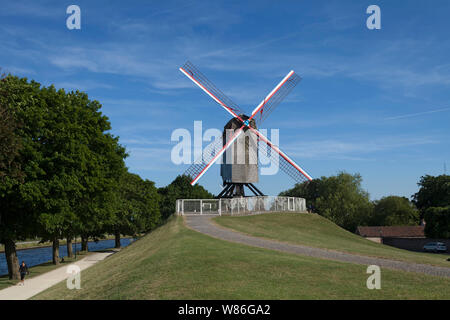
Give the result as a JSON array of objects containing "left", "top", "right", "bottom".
[{"left": 423, "top": 242, "right": 447, "bottom": 253}]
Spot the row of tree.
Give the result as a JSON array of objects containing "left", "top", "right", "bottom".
[
  {"left": 280, "top": 172, "right": 450, "bottom": 237},
  {"left": 0, "top": 75, "right": 164, "bottom": 280}
]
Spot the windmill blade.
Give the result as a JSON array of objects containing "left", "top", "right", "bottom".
[
  {"left": 185, "top": 125, "right": 245, "bottom": 185},
  {"left": 248, "top": 127, "right": 312, "bottom": 183},
  {"left": 249, "top": 71, "right": 301, "bottom": 126},
  {"left": 179, "top": 61, "right": 245, "bottom": 121}
]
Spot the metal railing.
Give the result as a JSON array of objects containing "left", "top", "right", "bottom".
[{"left": 176, "top": 196, "right": 306, "bottom": 216}]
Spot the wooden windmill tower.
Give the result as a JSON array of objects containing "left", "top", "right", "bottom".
[{"left": 179, "top": 61, "right": 312, "bottom": 197}]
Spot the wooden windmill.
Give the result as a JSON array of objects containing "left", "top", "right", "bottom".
[{"left": 179, "top": 61, "right": 312, "bottom": 197}]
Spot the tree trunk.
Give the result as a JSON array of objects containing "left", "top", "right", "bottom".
[
  {"left": 4, "top": 239, "right": 20, "bottom": 280},
  {"left": 66, "top": 238, "right": 73, "bottom": 258},
  {"left": 114, "top": 231, "right": 121, "bottom": 248},
  {"left": 52, "top": 238, "right": 60, "bottom": 265},
  {"left": 81, "top": 236, "right": 88, "bottom": 252}
]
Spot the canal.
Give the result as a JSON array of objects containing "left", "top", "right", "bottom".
[{"left": 0, "top": 238, "right": 134, "bottom": 276}]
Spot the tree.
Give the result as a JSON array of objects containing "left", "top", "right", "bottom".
[
  {"left": 280, "top": 172, "right": 373, "bottom": 231},
  {"left": 0, "top": 75, "right": 127, "bottom": 272},
  {"left": 412, "top": 175, "right": 450, "bottom": 217},
  {"left": 109, "top": 171, "right": 160, "bottom": 248},
  {"left": 158, "top": 175, "right": 214, "bottom": 220},
  {"left": 423, "top": 207, "right": 450, "bottom": 238},
  {"left": 279, "top": 178, "right": 322, "bottom": 209},
  {"left": 371, "top": 196, "right": 419, "bottom": 226},
  {"left": 0, "top": 75, "right": 44, "bottom": 278},
  {"left": 0, "top": 74, "right": 25, "bottom": 280},
  {"left": 64, "top": 90, "right": 127, "bottom": 254}
]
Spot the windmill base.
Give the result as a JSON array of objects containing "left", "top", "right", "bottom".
[{"left": 217, "top": 182, "right": 265, "bottom": 198}]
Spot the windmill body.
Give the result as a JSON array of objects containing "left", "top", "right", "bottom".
[{"left": 220, "top": 115, "right": 261, "bottom": 197}]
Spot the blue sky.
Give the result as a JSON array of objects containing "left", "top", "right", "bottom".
[{"left": 1, "top": 0, "right": 449, "bottom": 200}]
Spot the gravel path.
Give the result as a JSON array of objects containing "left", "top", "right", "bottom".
[{"left": 185, "top": 215, "right": 450, "bottom": 278}]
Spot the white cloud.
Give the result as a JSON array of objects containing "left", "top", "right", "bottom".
[
  {"left": 282, "top": 136, "right": 439, "bottom": 160},
  {"left": 385, "top": 107, "right": 450, "bottom": 120}
]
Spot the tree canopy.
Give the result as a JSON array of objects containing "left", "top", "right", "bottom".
[
  {"left": 423, "top": 206, "right": 450, "bottom": 238},
  {"left": 0, "top": 74, "right": 164, "bottom": 277},
  {"left": 371, "top": 196, "right": 419, "bottom": 226},
  {"left": 412, "top": 174, "right": 450, "bottom": 238},
  {"left": 412, "top": 175, "right": 450, "bottom": 215},
  {"left": 108, "top": 170, "right": 161, "bottom": 247},
  {"left": 280, "top": 172, "right": 373, "bottom": 231},
  {"left": 158, "top": 175, "right": 214, "bottom": 220}
]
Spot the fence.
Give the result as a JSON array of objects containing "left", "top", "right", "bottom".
[{"left": 176, "top": 196, "right": 306, "bottom": 216}]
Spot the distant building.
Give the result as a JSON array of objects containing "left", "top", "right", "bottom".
[
  {"left": 356, "top": 226, "right": 425, "bottom": 244},
  {"left": 356, "top": 225, "right": 449, "bottom": 252}
]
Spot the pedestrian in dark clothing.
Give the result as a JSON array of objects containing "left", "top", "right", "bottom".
[{"left": 18, "top": 261, "right": 29, "bottom": 286}]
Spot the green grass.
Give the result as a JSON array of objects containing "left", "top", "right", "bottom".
[
  {"left": 214, "top": 213, "right": 450, "bottom": 267},
  {"left": 0, "top": 252, "right": 90, "bottom": 290},
  {"left": 33, "top": 216, "right": 450, "bottom": 300}
]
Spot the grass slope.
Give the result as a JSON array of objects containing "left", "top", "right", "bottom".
[
  {"left": 214, "top": 213, "right": 450, "bottom": 267},
  {"left": 34, "top": 216, "right": 450, "bottom": 300}
]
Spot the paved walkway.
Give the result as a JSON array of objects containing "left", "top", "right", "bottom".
[
  {"left": 0, "top": 251, "right": 114, "bottom": 300},
  {"left": 185, "top": 215, "right": 450, "bottom": 278}
]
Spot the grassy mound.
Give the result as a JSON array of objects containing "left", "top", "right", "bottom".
[
  {"left": 214, "top": 213, "right": 449, "bottom": 267},
  {"left": 33, "top": 216, "right": 450, "bottom": 300}
]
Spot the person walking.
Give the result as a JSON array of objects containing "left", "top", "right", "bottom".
[{"left": 18, "top": 261, "right": 29, "bottom": 286}]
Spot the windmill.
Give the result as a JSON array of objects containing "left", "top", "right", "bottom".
[{"left": 179, "top": 61, "right": 312, "bottom": 198}]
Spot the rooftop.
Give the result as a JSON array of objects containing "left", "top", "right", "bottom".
[{"left": 356, "top": 226, "right": 425, "bottom": 238}]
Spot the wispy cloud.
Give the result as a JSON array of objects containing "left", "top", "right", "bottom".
[
  {"left": 2, "top": 66, "right": 35, "bottom": 75},
  {"left": 0, "top": 1, "right": 62, "bottom": 18},
  {"left": 284, "top": 136, "right": 439, "bottom": 160},
  {"left": 385, "top": 107, "right": 450, "bottom": 120},
  {"left": 54, "top": 80, "right": 114, "bottom": 91}
]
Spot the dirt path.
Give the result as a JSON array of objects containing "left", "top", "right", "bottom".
[
  {"left": 185, "top": 215, "right": 450, "bottom": 278},
  {"left": 0, "top": 251, "right": 115, "bottom": 300}
]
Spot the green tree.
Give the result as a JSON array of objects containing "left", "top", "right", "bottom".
[
  {"left": 423, "top": 207, "right": 450, "bottom": 238},
  {"left": 158, "top": 175, "right": 214, "bottom": 220},
  {"left": 280, "top": 172, "right": 373, "bottom": 231},
  {"left": 0, "top": 74, "right": 25, "bottom": 279},
  {"left": 371, "top": 196, "right": 419, "bottom": 226},
  {"left": 109, "top": 171, "right": 160, "bottom": 248},
  {"left": 65, "top": 91, "right": 127, "bottom": 254},
  {"left": 279, "top": 178, "right": 322, "bottom": 209},
  {"left": 0, "top": 75, "right": 48, "bottom": 278},
  {"left": 412, "top": 175, "right": 450, "bottom": 217},
  {"left": 0, "top": 75, "right": 127, "bottom": 272}
]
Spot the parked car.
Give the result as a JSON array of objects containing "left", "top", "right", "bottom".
[{"left": 423, "top": 242, "right": 447, "bottom": 253}]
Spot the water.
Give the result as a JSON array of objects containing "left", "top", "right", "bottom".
[{"left": 0, "top": 238, "right": 134, "bottom": 276}]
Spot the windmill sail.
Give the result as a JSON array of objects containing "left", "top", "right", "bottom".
[
  {"left": 179, "top": 61, "right": 312, "bottom": 186},
  {"left": 184, "top": 126, "right": 245, "bottom": 185},
  {"left": 250, "top": 72, "right": 302, "bottom": 127},
  {"left": 180, "top": 61, "right": 245, "bottom": 119},
  {"left": 256, "top": 139, "right": 311, "bottom": 183}
]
